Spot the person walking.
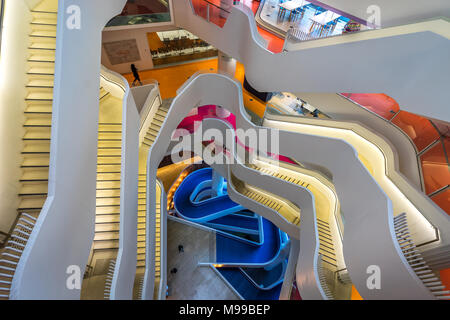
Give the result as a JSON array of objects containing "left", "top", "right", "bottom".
[{"left": 131, "top": 63, "right": 143, "bottom": 86}]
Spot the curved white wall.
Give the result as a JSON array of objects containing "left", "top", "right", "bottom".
[
  {"left": 99, "top": 66, "right": 140, "bottom": 300},
  {"left": 174, "top": 1, "right": 450, "bottom": 122},
  {"left": 143, "top": 72, "right": 434, "bottom": 299},
  {"left": 11, "top": 0, "right": 127, "bottom": 299}
]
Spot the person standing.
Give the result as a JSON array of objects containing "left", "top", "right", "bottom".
[{"left": 131, "top": 63, "right": 143, "bottom": 86}]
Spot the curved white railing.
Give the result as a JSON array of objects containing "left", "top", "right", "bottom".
[
  {"left": 263, "top": 113, "right": 448, "bottom": 251},
  {"left": 142, "top": 71, "right": 438, "bottom": 299},
  {"left": 156, "top": 116, "right": 331, "bottom": 298},
  {"left": 176, "top": 0, "right": 450, "bottom": 122},
  {"left": 99, "top": 65, "right": 140, "bottom": 300}
]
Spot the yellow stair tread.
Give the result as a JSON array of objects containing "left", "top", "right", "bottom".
[
  {"left": 96, "top": 198, "right": 120, "bottom": 206},
  {"left": 97, "top": 181, "right": 121, "bottom": 189},
  {"left": 22, "top": 142, "right": 50, "bottom": 153},
  {"left": 19, "top": 183, "right": 48, "bottom": 195},
  {"left": 94, "top": 232, "right": 119, "bottom": 241},
  {"left": 95, "top": 223, "right": 120, "bottom": 233},
  {"left": 22, "top": 155, "right": 49, "bottom": 167},
  {"left": 95, "top": 214, "right": 120, "bottom": 223},
  {"left": 18, "top": 197, "right": 46, "bottom": 210},
  {"left": 96, "top": 189, "right": 121, "bottom": 198},
  {"left": 26, "top": 92, "right": 53, "bottom": 101},
  {"left": 97, "top": 156, "right": 122, "bottom": 165},
  {"left": 93, "top": 240, "right": 119, "bottom": 250},
  {"left": 27, "top": 76, "right": 54, "bottom": 88},
  {"left": 95, "top": 206, "right": 120, "bottom": 215},
  {"left": 24, "top": 117, "right": 52, "bottom": 126},
  {"left": 23, "top": 128, "right": 51, "bottom": 140},
  {"left": 20, "top": 168, "right": 49, "bottom": 181},
  {"left": 30, "top": 29, "right": 56, "bottom": 38}
]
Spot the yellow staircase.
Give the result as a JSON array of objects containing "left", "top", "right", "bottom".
[
  {"left": 251, "top": 161, "right": 338, "bottom": 297},
  {"left": 93, "top": 88, "right": 123, "bottom": 251},
  {"left": 244, "top": 164, "right": 303, "bottom": 225},
  {"left": 0, "top": 0, "right": 59, "bottom": 300},
  {"left": 136, "top": 103, "right": 169, "bottom": 288}
]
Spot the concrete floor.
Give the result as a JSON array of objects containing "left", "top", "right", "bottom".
[
  {"left": 81, "top": 249, "right": 117, "bottom": 300},
  {"left": 166, "top": 219, "right": 239, "bottom": 300}
]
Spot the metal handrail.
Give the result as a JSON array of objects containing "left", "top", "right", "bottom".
[{"left": 201, "top": 0, "right": 231, "bottom": 13}]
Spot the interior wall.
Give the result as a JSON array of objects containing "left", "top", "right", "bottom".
[
  {"left": 0, "top": 0, "right": 31, "bottom": 232},
  {"left": 101, "top": 24, "right": 177, "bottom": 74}
]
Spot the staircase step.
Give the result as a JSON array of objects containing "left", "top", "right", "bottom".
[
  {"left": 98, "top": 132, "right": 122, "bottom": 140},
  {"left": 96, "top": 214, "right": 120, "bottom": 224},
  {"left": 97, "top": 180, "right": 121, "bottom": 190},
  {"left": 30, "top": 29, "right": 57, "bottom": 38},
  {"left": 23, "top": 127, "right": 51, "bottom": 140},
  {"left": 95, "top": 223, "right": 120, "bottom": 233},
  {"left": 98, "top": 149, "right": 121, "bottom": 157},
  {"left": 19, "top": 182, "right": 48, "bottom": 196},
  {"left": 97, "top": 156, "right": 122, "bottom": 165},
  {"left": 97, "top": 164, "right": 121, "bottom": 173},
  {"left": 96, "top": 197, "right": 120, "bottom": 207},
  {"left": 27, "top": 74, "right": 54, "bottom": 88},
  {"left": 94, "top": 232, "right": 119, "bottom": 241},
  {"left": 96, "top": 189, "right": 121, "bottom": 198},
  {"left": 31, "top": 11, "right": 58, "bottom": 24},
  {"left": 99, "top": 124, "right": 122, "bottom": 132},
  {"left": 26, "top": 89, "right": 53, "bottom": 101},
  {"left": 98, "top": 141, "right": 122, "bottom": 149},
  {"left": 21, "top": 154, "right": 50, "bottom": 168},
  {"left": 95, "top": 206, "right": 120, "bottom": 215},
  {"left": 24, "top": 113, "right": 52, "bottom": 126},
  {"left": 18, "top": 196, "right": 46, "bottom": 211},
  {"left": 93, "top": 240, "right": 119, "bottom": 250},
  {"left": 20, "top": 167, "right": 49, "bottom": 181},
  {"left": 22, "top": 141, "right": 50, "bottom": 154},
  {"left": 97, "top": 172, "right": 121, "bottom": 181},
  {"left": 27, "top": 65, "right": 54, "bottom": 75}
]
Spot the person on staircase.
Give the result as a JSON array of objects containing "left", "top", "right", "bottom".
[{"left": 131, "top": 63, "right": 143, "bottom": 86}]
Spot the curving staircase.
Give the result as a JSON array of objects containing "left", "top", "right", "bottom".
[
  {"left": 137, "top": 102, "right": 169, "bottom": 294},
  {"left": 93, "top": 88, "right": 123, "bottom": 252},
  {"left": 0, "top": 213, "right": 37, "bottom": 300},
  {"left": 0, "top": 0, "right": 58, "bottom": 300},
  {"left": 394, "top": 213, "right": 450, "bottom": 300}
]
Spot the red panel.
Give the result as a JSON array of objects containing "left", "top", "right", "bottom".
[
  {"left": 341, "top": 93, "right": 400, "bottom": 120},
  {"left": 392, "top": 111, "right": 440, "bottom": 152},
  {"left": 431, "top": 189, "right": 450, "bottom": 215},
  {"left": 421, "top": 141, "right": 450, "bottom": 194},
  {"left": 440, "top": 268, "right": 450, "bottom": 291}
]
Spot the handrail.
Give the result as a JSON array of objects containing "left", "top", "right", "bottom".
[
  {"left": 201, "top": 0, "right": 231, "bottom": 13},
  {"left": 176, "top": 1, "right": 450, "bottom": 122},
  {"left": 337, "top": 93, "right": 424, "bottom": 192},
  {"left": 143, "top": 73, "right": 340, "bottom": 298},
  {"left": 394, "top": 213, "right": 450, "bottom": 300},
  {"left": 263, "top": 112, "right": 442, "bottom": 249},
  {"left": 139, "top": 83, "right": 161, "bottom": 130},
  {"left": 284, "top": 16, "right": 450, "bottom": 50},
  {"left": 0, "top": 230, "right": 8, "bottom": 247},
  {"left": 143, "top": 71, "right": 438, "bottom": 299},
  {"left": 99, "top": 65, "right": 139, "bottom": 300}
]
